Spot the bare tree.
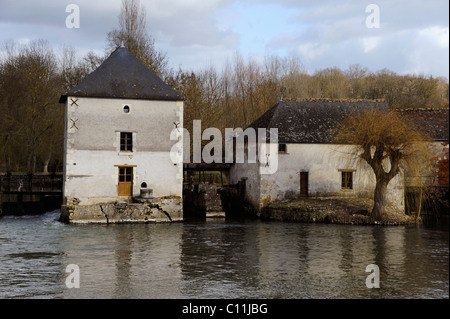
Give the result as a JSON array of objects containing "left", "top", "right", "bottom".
[
  {"left": 106, "top": 0, "right": 168, "bottom": 77},
  {"left": 345, "top": 64, "right": 369, "bottom": 98},
  {"left": 59, "top": 46, "right": 104, "bottom": 93},
  {"left": 0, "top": 40, "right": 62, "bottom": 174}
]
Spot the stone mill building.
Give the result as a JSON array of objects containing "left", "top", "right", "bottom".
[
  {"left": 59, "top": 46, "right": 184, "bottom": 223},
  {"left": 228, "top": 98, "right": 406, "bottom": 215}
]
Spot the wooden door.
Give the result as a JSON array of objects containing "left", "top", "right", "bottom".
[
  {"left": 118, "top": 166, "right": 133, "bottom": 196},
  {"left": 300, "top": 172, "right": 308, "bottom": 197}
]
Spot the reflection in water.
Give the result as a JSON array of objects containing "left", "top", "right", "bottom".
[
  {"left": 60, "top": 223, "right": 185, "bottom": 299},
  {"left": 339, "top": 228, "right": 353, "bottom": 276},
  {"left": 114, "top": 227, "right": 133, "bottom": 298},
  {"left": 179, "top": 219, "right": 261, "bottom": 298},
  {"left": 0, "top": 211, "right": 448, "bottom": 299}
]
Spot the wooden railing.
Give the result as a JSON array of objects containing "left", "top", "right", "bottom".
[{"left": 0, "top": 174, "right": 63, "bottom": 194}]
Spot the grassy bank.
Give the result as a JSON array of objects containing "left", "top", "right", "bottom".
[{"left": 261, "top": 197, "right": 417, "bottom": 226}]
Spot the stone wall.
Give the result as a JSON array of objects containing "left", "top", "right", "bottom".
[
  {"left": 183, "top": 184, "right": 225, "bottom": 218},
  {"left": 260, "top": 197, "right": 414, "bottom": 225},
  {"left": 60, "top": 196, "right": 182, "bottom": 224}
]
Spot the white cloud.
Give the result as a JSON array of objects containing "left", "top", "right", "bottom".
[
  {"left": 296, "top": 42, "right": 330, "bottom": 61},
  {"left": 361, "top": 36, "right": 381, "bottom": 53},
  {"left": 402, "top": 26, "right": 450, "bottom": 77},
  {"left": 145, "top": 0, "right": 236, "bottom": 47},
  {"left": 0, "top": 0, "right": 448, "bottom": 79},
  {"left": 419, "top": 26, "right": 449, "bottom": 48},
  {"left": 260, "top": 1, "right": 449, "bottom": 78}
]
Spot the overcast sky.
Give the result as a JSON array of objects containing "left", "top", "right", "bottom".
[{"left": 0, "top": 0, "right": 448, "bottom": 79}]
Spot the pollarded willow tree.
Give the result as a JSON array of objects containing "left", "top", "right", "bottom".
[{"left": 334, "top": 109, "right": 431, "bottom": 220}]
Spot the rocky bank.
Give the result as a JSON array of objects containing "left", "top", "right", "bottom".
[{"left": 260, "top": 197, "right": 417, "bottom": 226}]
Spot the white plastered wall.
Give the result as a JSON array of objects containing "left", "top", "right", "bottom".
[
  {"left": 63, "top": 96, "right": 183, "bottom": 205},
  {"left": 259, "top": 143, "right": 404, "bottom": 210},
  {"left": 230, "top": 143, "right": 405, "bottom": 212}
]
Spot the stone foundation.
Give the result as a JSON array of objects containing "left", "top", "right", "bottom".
[
  {"left": 60, "top": 196, "right": 182, "bottom": 224},
  {"left": 260, "top": 197, "right": 414, "bottom": 225},
  {"left": 183, "top": 184, "right": 226, "bottom": 218}
]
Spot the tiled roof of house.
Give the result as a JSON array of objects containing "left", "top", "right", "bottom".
[
  {"left": 246, "top": 99, "right": 388, "bottom": 143},
  {"left": 59, "top": 46, "right": 184, "bottom": 103},
  {"left": 394, "top": 108, "right": 449, "bottom": 141}
]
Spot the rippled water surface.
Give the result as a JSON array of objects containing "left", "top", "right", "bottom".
[{"left": 0, "top": 211, "right": 448, "bottom": 299}]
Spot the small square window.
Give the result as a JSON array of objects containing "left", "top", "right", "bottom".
[
  {"left": 279, "top": 143, "right": 287, "bottom": 153},
  {"left": 120, "top": 132, "right": 133, "bottom": 152},
  {"left": 341, "top": 171, "right": 353, "bottom": 189}
]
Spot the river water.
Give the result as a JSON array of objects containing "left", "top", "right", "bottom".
[{"left": 0, "top": 210, "right": 448, "bottom": 299}]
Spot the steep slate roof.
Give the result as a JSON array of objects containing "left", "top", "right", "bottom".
[
  {"left": 59, "top": 46, "right": 184, "bottom": 103},
  {"left": 395, "top": 108, "right": 449, "bottom": 141},
  {"left": 246, "top": 98, "right": 387, "bottom": 143}
]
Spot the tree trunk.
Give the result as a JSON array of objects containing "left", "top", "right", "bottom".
[
  {"left": 43, "top": 152, "right": 51, "bottom": 174},
  {"left": 32, "top": 155, "right": 37, "bottom": 174},
  {"left": 372, "top": 180, "right": 388, "bottom": 220},
  {"left": 416, "top": 188, "right": 423, "bottom": 221},
  {"left": 26, "top": 154, "right": 37, "bottom": 175},
  {"left": 5, "top": 151, "right": 12, "bottom": 174},
  {"left": 26, "top": 153, "right": 33, "bottom": 175}
]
